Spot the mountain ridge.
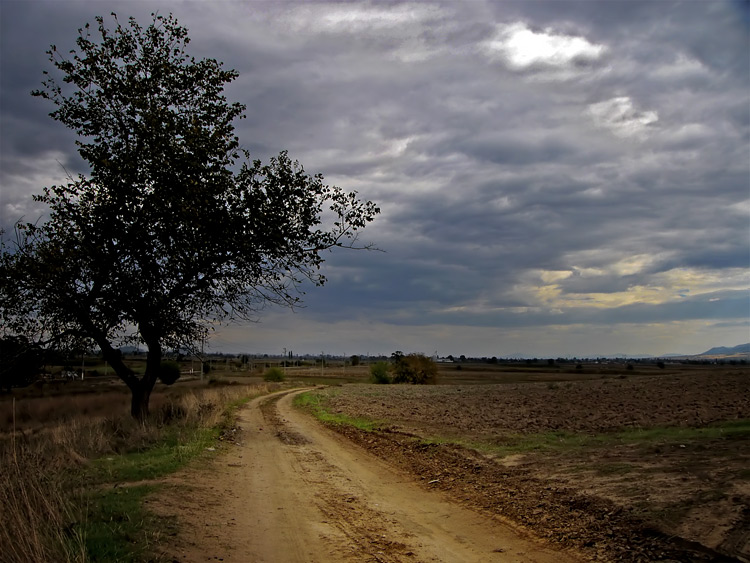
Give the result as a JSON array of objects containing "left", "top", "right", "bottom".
[
  {"left": 655, "top": 343, "right": 749, "bottom": 359},
  {"left": 697, "top": 343, "right": 750, "bottom": 357}
]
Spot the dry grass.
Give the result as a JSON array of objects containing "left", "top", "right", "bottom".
[
  {"left": 0, "top": 444, "right": 87, "bottom": 563},
  {"left": 0, "top": 382, "right": 275, "bottom": 562}
]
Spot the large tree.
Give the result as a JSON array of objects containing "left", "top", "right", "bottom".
[{"left": 0, "top": 13, "right": 379, "bottom": 419}]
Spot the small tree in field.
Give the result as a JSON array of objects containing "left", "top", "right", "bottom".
[
  {"left": 369, "top": 361, "right": 391, "bottom": 384},
  {"left": 391, "top": 353, "right": 438, "bottom": 385},
  {"left": 263, "top": 367, "right": 285, "bottom": 382},
  {"left": 0, "top": 13, "right": 378, "bottom": 419}
]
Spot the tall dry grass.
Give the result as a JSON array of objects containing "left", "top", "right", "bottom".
[
  {"left": 0, "top": 382, "right": 274, "bottom": 562},
  {"left": 0, "top": 444, "right": 87, "bottom": 563}
]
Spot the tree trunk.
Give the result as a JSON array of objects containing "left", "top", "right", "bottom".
[
  {"left": 130, "top": 382, "right": 151, "bottom": 421},
  {"left": 89, "top": 325, "right": 163, "bottom": 420},
  {"left": 130, "top": 340, "right": 162, "bottom": 421}
]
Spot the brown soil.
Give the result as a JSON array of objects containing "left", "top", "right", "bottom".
[
  {"left": 151, "top": 368, "right": 749, "bottom": 562},
  {"left": 316, "top": 369, "right": 750, "bottom": 562},
  {"left": 319, "top": 370, "right": 749, "bottom": 437},
  {"left": 152, "top": 389, "right": 585, "bottom": 562}
]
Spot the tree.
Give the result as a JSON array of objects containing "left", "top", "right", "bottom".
[
  {"left": 391, "top": 353, "right": 438, "bottom": 385},
  {"left": 369, "top": 361, "right": 391, "bottom": 384},
  {"left": 0, "top": 13, "right": 379, "bottom": 419}
]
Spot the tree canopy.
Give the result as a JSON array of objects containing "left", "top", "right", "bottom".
[{"left": 0, "top": 13, "right": 379, "bottom": 418}]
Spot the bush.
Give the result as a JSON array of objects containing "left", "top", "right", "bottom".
[
  {"left": 391, "top": 354, "right": 437, "bottom": 385},
  {"left": 263, "top": 367, "right": 285, "bottom": 382},
  {"left": 158, "top": 361, "right": 181, "bottom": 385},
  {"left": 0, "top": 336, "right": 44, "bottom": 391},
  {"left": 369, "top": 362, "right": 391, "bottom": 384}
]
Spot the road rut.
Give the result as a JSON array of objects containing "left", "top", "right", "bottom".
[{"left": 154, "top": 388, "right": 583, "bottom": 562}]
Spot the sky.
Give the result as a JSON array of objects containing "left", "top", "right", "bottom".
[{"left": 1, "top": 0, "right": 749, "bottom": 358}]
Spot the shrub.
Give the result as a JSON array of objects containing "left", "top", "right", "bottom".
[
  {"left": 0, "top": 336, "right": 44, "bottom": 391},
  {"left": 369, "top": 362, "right": 391, "bottom": 384},
  {"left": 263, "top": 367, "right": 285, "bottom": 382},
  {"left": 158, "top": 361, "right": 181, "bottom": 385},
  {"left": 391, "top": 354, "right": 437, "bottom": 385}
]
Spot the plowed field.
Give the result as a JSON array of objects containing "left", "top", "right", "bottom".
[{"left": 308, "top": 366, "right": 749, "bottom": 562}]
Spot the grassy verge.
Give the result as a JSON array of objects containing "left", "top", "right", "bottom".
[
  {"left": 294, "top": 391, "right": 383, "bottom": 432},
  {"left": 468, "top": 418, "right": 750, "bottom": 457},
  {"left": 79, "top": 484, "right": 167, "bottom": 563},
  {"left": 0, "top": 382, "right": 277, "bottom": 562},
  {"left": 88, "top": 426, "right": 220, "bottom": 484}
]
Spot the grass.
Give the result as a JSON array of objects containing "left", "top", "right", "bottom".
[
  {"left": 294, "top": 391, "right": 383, "bottom": 432},
  {"left": 80, "top": 485, "right": 169, "bottom": 563},
  {"left": 0, "top": 382, "right": 276, "bottom": 562},
  {"left": 464, "top": 419, "right": 750, "bottom": 458},
  {"left": 0, "top": 447, "right": 87, "bottom": 563},
  {"left": 88, "top": 426, "right": 219, "bottom": 484}
]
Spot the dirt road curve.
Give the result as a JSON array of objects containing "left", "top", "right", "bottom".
[{"left": 155, "top": 389, "right": 583, "bottom": 562}]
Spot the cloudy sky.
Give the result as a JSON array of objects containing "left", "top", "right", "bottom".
[{"left": 1, "top": 0, "right": 748, "bottom": 358}]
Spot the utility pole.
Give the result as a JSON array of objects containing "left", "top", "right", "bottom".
[{"left": 200, "top": 336, "right": 205, "bottom": 382}]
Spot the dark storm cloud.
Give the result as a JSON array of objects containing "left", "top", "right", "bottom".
[{"left": 1, "top": 0, "right": 747, "bottom": 355}]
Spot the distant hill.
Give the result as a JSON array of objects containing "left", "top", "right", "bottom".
[
  {"left": 697, "top": 343, "right": 750, "bottom": 357},
  {"left": 699, "top": 343, "right": 750, "bottom": 356}
]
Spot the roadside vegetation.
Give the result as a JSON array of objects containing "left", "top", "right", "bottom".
[
  {"left": 294, "top": 391, "right": 382, "bottom": 432},
  {"left": 0, "top": 381, "right": 276, "bottom": 562},
  {"left": 263, "top": 366, "right": 286, "bottom": 382}
]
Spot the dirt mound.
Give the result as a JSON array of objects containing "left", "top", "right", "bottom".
[{"left": 330, "top": 423, "right": 740, "bottom": 562}]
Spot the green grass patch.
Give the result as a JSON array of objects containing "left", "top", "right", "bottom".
[
  {"left": 294, "top": 391, "right": 382, "bottom": 432},
  {"left": 89, "top": 426, "right": 220, "bottom": 484},
  {"left": 77, "top": 389, "right": 269, "bottom": 560},
  {"left": 424, "top": 419, "right": 750, "bottom": 458},
  {"left": 80, "top": 484, "right": 174, "bottom": 562},
  {"left": 77, "top": 426, "right": 223, "bottom": 561}
]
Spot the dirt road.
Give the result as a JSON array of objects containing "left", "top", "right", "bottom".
[{"left": 155, "top": 388, "right": 583, "bottom": 562}]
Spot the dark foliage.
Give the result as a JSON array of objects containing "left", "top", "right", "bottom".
[
  {"left": 0, "top": 336, "right": 44, "bottom": 391},
  {"left": 0, "top": 13, "right": 378, "bottom": 418},
  {"left": 158, "top": 361, "right": 181, "bottom": 385},
  {"left": 391, "top": 353, "right": 438, "bottom": 385}
]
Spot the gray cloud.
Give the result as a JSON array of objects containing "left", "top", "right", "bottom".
[{"left": 1, "top": 0, "right": 748, "bottom": 356}]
